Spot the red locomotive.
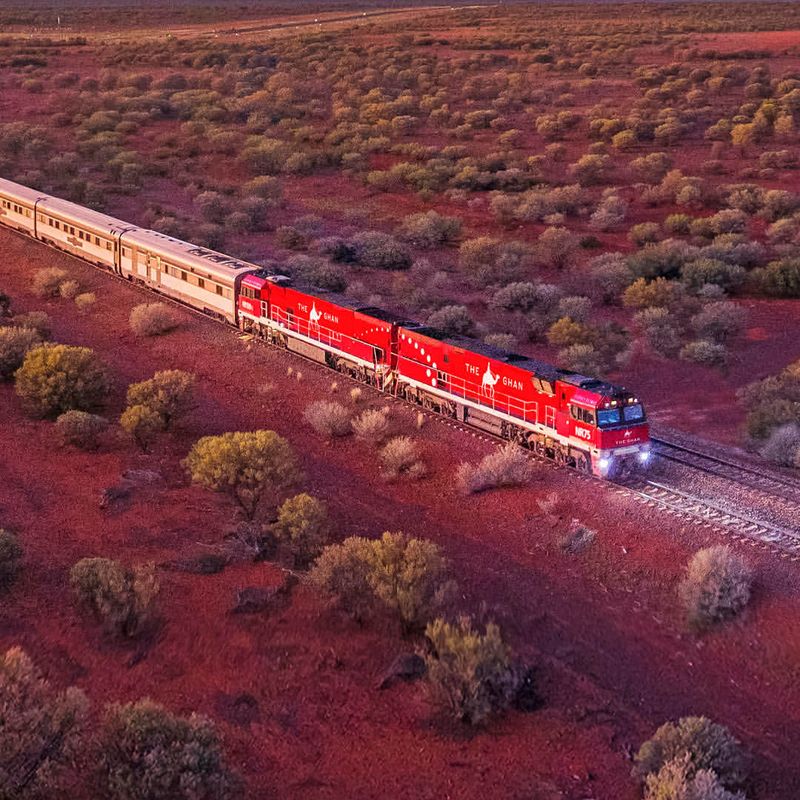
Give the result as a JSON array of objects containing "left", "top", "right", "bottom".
[
  {"left": 0, "top": 175, "right": 650, "bottom": 477},
  {"left": 238, "top": 272, "right": 650, "bottom": 477}
]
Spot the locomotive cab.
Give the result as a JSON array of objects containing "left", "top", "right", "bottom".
[{"left": 593, "top": 392, "right": 651, "bottom": 477}]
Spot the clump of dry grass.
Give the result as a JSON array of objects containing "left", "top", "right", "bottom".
[
  {"left": 352, "top": 408, "right": 390, "bottom": 445},
  {"left": 457, "top": 444, "right": 534, "bottom": 494},
  {"left": 74, "top": 293, "right": 96, "bottom": 313},
  {"left": 304, "top": 400, "right": 352, "bottom": 438},
  {"left": 380, "top": 435, "right": 426, "bottom": 479},
  {"left": 129, "top": 303, "right": 179, "bottom": 337},
  {"left": 350, "top": 387, "right": 362, "bottom": 403}
]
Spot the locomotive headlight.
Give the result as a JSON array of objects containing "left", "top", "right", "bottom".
[
  {"left": 599, "top": 457, "right": 611, "bottom": 473},
  {"left": 638, "top": 450, "right": 651, "bottom": 464}
]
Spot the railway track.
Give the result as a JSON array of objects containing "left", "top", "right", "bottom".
[{"left": 652, "top": 436, "right": 800, "bottom": 505}]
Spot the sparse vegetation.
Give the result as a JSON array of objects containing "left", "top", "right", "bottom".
[
  {"left": 352, "top": 407, "right": 390, "bottom": 445},
  {"left": 380, "top": 436, "right": 426, "bottom": 479},
  {"left": 0, "top": 325, "right": 40, "bottom": 379},
  {"left": 31, "top": 268, "right": 68, "bottom": 298}
]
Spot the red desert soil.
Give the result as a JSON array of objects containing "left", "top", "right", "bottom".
[
  {"left": 695, "top": 30, "right": 800, "bottom": 53},
  {"left": 1, "top": 229, "right": 800, "bottom": 799}
]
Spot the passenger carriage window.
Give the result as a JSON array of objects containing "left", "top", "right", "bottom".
[
  {"left": 198, "top": 278, "right": 205, "bottom": 289},
  {"left": 181, "top": 271, "right": 188, "bottom": 282},
  {"left": 216, "top": 285, "right": 223, "bottom": 296}
]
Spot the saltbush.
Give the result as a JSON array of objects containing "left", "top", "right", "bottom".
[
  {"left": 0, "top": 326, "right": 40, "bottom": 379},
  {"left": 129, "top": 303, "right": 179, "bottom": 337},
  {"left": 304, "top": 400, "right": 352, "bottom": 438},
  {"left": 272, "top": 493, "right": 329, "bottom": 566},
  {"left": 15, "top": 344, "right": 110, "bottom": 418},
  {"left": 55, "top": 410, "right": 108, "bottom": 450},
  {"left": 70, "top": 557, "right": 159, "bottom": 638},
  {"left": 679, "top": 546, "right": 753, "bottom": 628},
  {"left": 457, "top": 444, "right": 534, "bottom": 494}
]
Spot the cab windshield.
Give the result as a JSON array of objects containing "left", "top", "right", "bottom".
[
  {"left": 623, "top": 403, "right": 645, "bottom": 422},
  {"left": 597, "top": 408, "right": 622, "bottom": 427}
]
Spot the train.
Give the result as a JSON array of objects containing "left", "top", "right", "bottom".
[{"left": 0, "top": 176, "right": 651, "bottom": 477}]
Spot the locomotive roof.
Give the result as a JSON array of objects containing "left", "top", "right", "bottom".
[{"left": 124, "top": 228, "right": 260, "bottom": 283}]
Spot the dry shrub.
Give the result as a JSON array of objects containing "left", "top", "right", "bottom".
[
  {"left": 32, "top": 267, "right": 68, "bottom": 298},
  {"left": 10, "top": 311, "right": 51, "bottom": 339},
  {"left": 759, "top": 423, "right": 800, "bottom": 466},
  {"left": 633, "top": 716, "right": 748, "bottom": 790},
  {"left": 457, "top": 444, "right": 533, "bottom": 493},
  {"left": 304, "top": 400, "right": 352, "bottom": 438},
  {"left": 644, "top": 756, "right": 745, "bottom": 800},
  {"left": 349, "top": 387, "right": 362, "bottom": 403},
  {"left": 0, "top": 529, "right": 22, "bottom": 587},
  {"left": 55, "top": 410, "right": 108, "bottom": 450},
  {"left": 58, "top": 279, "right": 80, "bottom": 299},
  {"left": 0, "top": 326, "right": 40, "bottom": 379},
  {"left": 99, "top": 699, "right": 239, "bottom": 800},
  {"left": 129, "top": 302, "right": 179, "bottom": 337},
  {"left": 74, "top": 292, "right": 96, "bottom": 313},
  {"left": 380, "top": 435, "right": 425, "bottom": 479},
  {"left": 559, "top": 520, "right": 596, "bottom": 554},
  {"left": 352, "top": 408, "right": 390, "bottom": 445},
  {"left": 125, "top": 370, "right": 196, "bottom": 431},
  {"left": 678, "top": 546, "right": 753, "bottom": 628},
  {"left": 425, "top": 616, "right": 521, "bottom": 725},
  {"left": 0, "top": 647, "right": 88, "bottom": 799},
  {"left": 69, "top": 557, "right": 159, "bottom": 638}
]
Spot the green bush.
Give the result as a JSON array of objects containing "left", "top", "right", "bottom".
[
  {"left": 365, "top": 531, "right": 451, "bottom": 633},
  {"left": 0, "top": 647, "right": 88, "bottom": 800},
  {"left": 125, "top": 370, "right": 195, "bottom": 431},
  {"left": 120, "top": 404, "right": 165, "bottom": 452},
  {"left": 183, "top": 430, "right": 301, "bottom": 519},
  {"left": 70, "top": 557, "right": 159, "bottom": 638},
  {"left": 272, "top": 493, "right": 329, "bottom": 566},
  {"left": 679, "top": 546, "right": 753, "bottom": 629},
  {"left": 99, "top": 699, "right": 239, "bottom": 800},
  {"left": 55, "top": 410, "right": 108, "bottom": 450},
  {"left": 308, "top": 537, "right": 375, "bottom": 622},
  {"left": 349, "top": 231, "right": 412, "bottom": 270},
  {"left": 425, "top": 616, "right": 520, "bottom": 725},
  {"left": 633, "top": 716, "right": 748, "bottom": 790},
  {"left": 737, "top": 360, "right": 800, "bottom": 438},
  {"left": 15, "top": 344, "right": 110, "bottom": 418},
  {"left": 752, "top": 258, "right": 800, "bottom": 297}
]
